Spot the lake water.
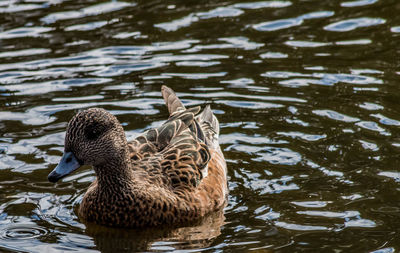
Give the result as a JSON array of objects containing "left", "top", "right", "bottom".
[{"left": 1, "top": 0, "right": 400, "bottom": 252}]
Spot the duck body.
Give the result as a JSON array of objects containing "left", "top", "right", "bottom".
[{"left": 48, "top": 86, "right": 227, "bottom": 228}]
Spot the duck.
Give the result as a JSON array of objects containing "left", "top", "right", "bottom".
[{"left": 48, "top": 85, "right": 228, "bottom": 228}]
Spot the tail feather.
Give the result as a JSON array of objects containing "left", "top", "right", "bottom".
[
  {"left": 161, "top": 86, "right": 220, "bottom": 148},
  {"left": 197, "top": 105, "right": 219, "bottom": 136},
  {"left": 161, "top": 85, "right": 185, "bottom": 115},
  {"left": 197, "top": 105, "right": 220, "bottom": 148}
]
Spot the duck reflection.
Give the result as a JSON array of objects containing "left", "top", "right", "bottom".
[{"left": 84, "top": 208, "right": 226, "bottom": 252}]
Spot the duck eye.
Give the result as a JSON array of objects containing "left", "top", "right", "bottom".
[{"left": 84, "top": 126, "right": 101, "bottom": 140}]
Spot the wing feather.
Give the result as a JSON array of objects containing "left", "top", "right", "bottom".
[{"left": 128, "top": 86, "right": 219, "bottom": 191}]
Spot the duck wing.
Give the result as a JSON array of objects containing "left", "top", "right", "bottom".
[
  {"left": 162, "top": 85, "right": 219, "bottom": 148},
  {"left": 129, "top": 86, "right": 220, "bottom": 191},
  {"left": 128, "top": 106, "right": 200, "bottom": 160},
  {"left": 128, "top": 85, "right": 216, "bottom": 161},
  {"left": 130, "top": 106, "right": 210, "bottom": 190}
]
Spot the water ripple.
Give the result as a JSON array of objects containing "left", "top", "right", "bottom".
[
  {"left": 0, "top": 27, "right": 53, "bottom": 39},
  {"left": 391, "top": 26, "right": 400, "bottom": 33},
  {"left": 291, "top": 201, "right": 332, "bottom": 208},
  {"left": 0, "top": 49, "right": 51, "bottom": 59},
  {"left": 155, "top": 14, "right": 199, "bottom": 32},
  {"left": 297, "top": 210, "right": 360, "bottom": 219},
  {"left": 260, "top": 52, "right": 288, "bottom": 59},
  {"left": 220, "top": 78, "right": 255, "bottom": 87},
  {"left": 93, "top": 62, "right": 166, "bottom": 77},
  {"left": 341, "top": 0, "right": 378, "bottom": 7},
  {"left": 261, "top": 71, "right": 382, "bottom": 87},
  {"left": 65, "top": 21, "right": 108, "bottom": 32},
  {"left": 1, "top": 224, "right": 48, "bottom": 240},
  {"left": 161, "top": 72, "right": 227, "bottom": 80},
  {"left": 371, "top": 113, "right": 400, "bottom": 126},
  {"left": 254, "top": 147, "right": 302, "bottom": 165},
  {"left": 359, "top": 140, "right": 379, "bottom": 151},
  {"left": 196, "top": 7, "right": 244, "bottom": 19},
  {"left": 299, "top": 11, "right": 335, "bottom": 20},
  {"left": 0, "top": 2, "right": 45, "bottom": 13},
  {"left": 156, "top": 2, "right": 291, "bottom": 32},
  {"left": 344, "top": 219, "right": 376, "bottom": 228},
  {"left": 113, "top": 31, "right": 143, "bottom": 39},
  {"left": 371, "top": 248, "right": 395, "bottom": 253},
  {"left": 277, "top": 131, "right": 326, "bottom": 141},
  {"left": 285, "top": 40, "right": 330, "bottom": 48},
  {"left": 0, "top": 40, "right": 222, "bottom": 86},
  {"left": 356, "top": 121, "right": 389, "bottom": 135},
  {"left": 313, "top": 110, "right": 359, "bottom": 123},
  {"left": 155, "top": 7, "right": 244, "bottom": 32},
  {"left": 253, "top": 11, "right": 333, "bottom": 31},
  {"left": 246, "top": 176, "right": 299, "bottom": 194},
  {"left": 184, "top": 37, "right": 264, "bottom": 53},
  {"left": 216, "top": 100, "right": 283, "bottom": 109},
  {"left": 41, "top": 1, "right": 134, "bottom": 23},
  {"left": 253, "top": 17, "right": 303, "bottom": 31},
  {"left": 378, "top": 171, "right": 400, "bottom": 182},
  {"left": 0, "top": 110, "right": 56, "bottom": 126},
  {"left": 324, "top": 17, "right": 386, "bottom": 32},
  {"left": 3, "top": 78, "right": 111, "bottom": 95},
  {"left": 275, "top": 222, "right": 329, "bottom": 231},
  {"left": 336, "top": 39, "right": 372, "bottom": 45},
  {"left": 233, "top": 1, "right": 292, "bottom": 9},
  {"left": 222, "top": 133, "right": 287, "bottom": 146}
]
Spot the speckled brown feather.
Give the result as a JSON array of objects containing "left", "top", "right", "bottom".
[{"left": 57, "top": 86, "right": 227, "bottom": 228}]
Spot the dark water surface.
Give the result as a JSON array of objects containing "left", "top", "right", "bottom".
[{"left": 1, "top": 0, "right": 400, "bottom": 252}]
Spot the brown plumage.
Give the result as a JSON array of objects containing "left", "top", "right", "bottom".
[{"left": 48, "top": 85, "right": 228, "bottom": 228}]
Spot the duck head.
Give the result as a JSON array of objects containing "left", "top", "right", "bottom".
[{"left": 48, "top": 108, "right": 128, "bottom": 183}]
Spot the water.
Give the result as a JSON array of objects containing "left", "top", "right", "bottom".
[{"left": 0, "top": 0, "right": 400, "bottom": 251}]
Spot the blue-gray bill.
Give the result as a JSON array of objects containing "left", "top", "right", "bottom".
[{"left": 48, "top": 152, "right": 81, "bottom": 183}]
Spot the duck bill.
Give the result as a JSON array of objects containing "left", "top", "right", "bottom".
[{"left": 48, "top": 152, "right": 81, "bottom": 183}]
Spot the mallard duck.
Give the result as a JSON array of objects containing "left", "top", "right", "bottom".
[{"left": 48, "top": 86, "right": 228, "bottom": 228}]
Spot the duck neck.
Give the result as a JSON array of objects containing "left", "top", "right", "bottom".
[{"left": 93, "top": 151, "right": 132, "bottom": 189}]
